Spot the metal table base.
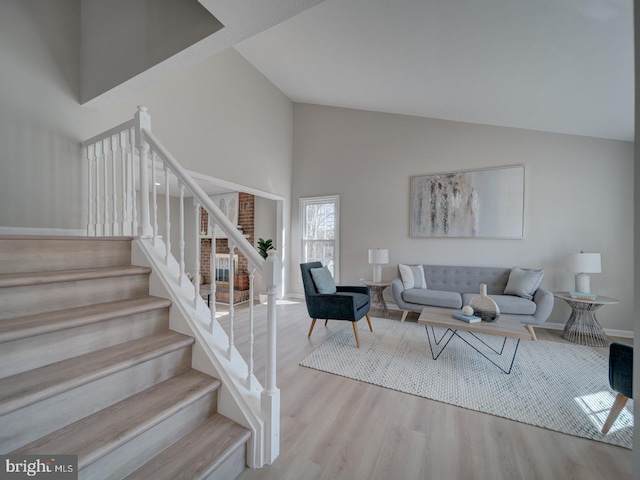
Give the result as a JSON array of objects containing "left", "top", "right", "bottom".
[{"left": 425, "top": 325, "right": 522, "bottom": 374}]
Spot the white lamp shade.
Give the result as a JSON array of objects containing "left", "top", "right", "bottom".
[
  {"left": 567, "top": 253, "right": 602, "bottom": 273},
  {"left": 368, "top": 248, "right": 389, "bottom": 265}
]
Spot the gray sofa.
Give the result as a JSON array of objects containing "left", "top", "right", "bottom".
[{"left": 391, "top": 265, "right": 554, "bottom": 339}]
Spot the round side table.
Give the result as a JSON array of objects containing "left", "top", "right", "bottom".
[
  {"left": 361, "top": 280, "right": 391, "bottom": 316},
  {"left": 553, "top": 292, "right": 618, "bottom": 347}
]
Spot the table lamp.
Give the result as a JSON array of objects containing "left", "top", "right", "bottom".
[
  {"left": 567, "top": 252, "right": 601, "bottom": 293},
  {"left": 368, "top": 248, "right": 389, "bottom": 283}
]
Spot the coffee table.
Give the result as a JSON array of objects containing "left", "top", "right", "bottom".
[{"left": 418, "top": 307, "right": 534, "bottom": 374}]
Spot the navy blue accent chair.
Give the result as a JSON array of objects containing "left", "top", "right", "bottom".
[
  {"left": 300, "top": 262, "right": 372, "bottom": 348},
  {"left": 602, "top": 342, "right": 633, "bottom": 434}
]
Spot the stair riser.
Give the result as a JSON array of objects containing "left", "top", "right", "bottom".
[
  {"left": 82, "top": 391, "right": 218, "bottom": 480},
  {"left": 206, "top": 444, "right": 247, "bottom": 480},
  {"left": 0, "top": 238, "right": 132, "bottom": 274},
  {"left": 0, "top": 308, "right": 170, "bottom": 379},
  {"left": 0, "top": 275, "right": 150, "bottom": 320},
  {"left": 0, "top": 346, "right": 192, "bottom": 453}
]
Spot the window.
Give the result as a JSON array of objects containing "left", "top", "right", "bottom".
[{"left": 300, "top": 195, "right": 340, "bottom": 282}]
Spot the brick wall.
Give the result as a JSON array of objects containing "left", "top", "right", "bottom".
[{"left": 199, "top": 192, "right": 255, "bottom": 285}]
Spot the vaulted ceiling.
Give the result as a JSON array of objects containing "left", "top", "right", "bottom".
[{"left": 235, "top": 0, "right": 634, "bottom": 141}]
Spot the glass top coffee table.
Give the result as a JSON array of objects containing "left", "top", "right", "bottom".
[{"left": 418, "top": 307, "right": 535, "bottom": 374}]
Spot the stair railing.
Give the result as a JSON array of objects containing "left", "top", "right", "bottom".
[{"left": 81, "top": 106, "right": 282, "bottom": 467}]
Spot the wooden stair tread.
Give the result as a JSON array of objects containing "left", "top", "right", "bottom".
[
  {"left": 0, "top": 296, "right": 171, "bottom": 344},
  {"left": 124, "top": 413, "right": 251, "bottom": 480},
  {"left": 0, "top": 331, "right": 193, "bottom": 416},
  {"left": 12, "top": 369, "right": 222, "bottom": 469},
  {"left": 0, "top": 266, "right": 152, "bottom": 288}
]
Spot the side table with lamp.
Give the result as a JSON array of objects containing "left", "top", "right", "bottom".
[
  {"left": 555, "top": 251, "right": 617, "bottom": 347},
  {"left": 366, "top": 248, "right": 390, "bottom": 316}
]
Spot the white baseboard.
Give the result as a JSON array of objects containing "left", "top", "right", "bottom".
[
  {"left": 285, "top": 293, "right": 305, "bottom": 300},
  {"left": 540, "top": 322, "right": 633, "bottom": 339},
  {"left": 0, "top": 226, "right": 86, "bottom": 236}
]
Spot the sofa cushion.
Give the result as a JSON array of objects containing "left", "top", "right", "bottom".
[
  {"left": 399, "top": 264, "right": 427, "bottom": 289},
  {"left": 462, "top": 293, "right": 536, "bottom": 315},
  {"left": 504, "top": 267, "right": 544, "bottom": 300},
  {"left": 404, "top": 288, "right": 462, "bottom": 309},
  {"left": 310, "top": 266, "right": 337, "bottom": 294}
]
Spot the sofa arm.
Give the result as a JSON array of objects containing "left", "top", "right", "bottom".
[
  {"left": 531, "top": 287, "right": 554, "bottom": 325},
  {"left": 391, "top": 278, "right": 411, "bottom": 310}
]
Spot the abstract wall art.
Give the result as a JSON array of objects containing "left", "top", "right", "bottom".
[{"left": 410, "top": 165, "right": 524, "bottom": 239}]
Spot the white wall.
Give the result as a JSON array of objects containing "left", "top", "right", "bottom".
[
  {"left": 0, "top": 0, "right": 88, "bottom": 230},
  {"left": 0, "top": 0, "right": 293, "bottom": 247},
  {"left": 291, "top": 104, "right": 634, "bottom": 333}
]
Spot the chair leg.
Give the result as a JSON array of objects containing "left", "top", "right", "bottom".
[
  {"left": 325, "top": 319, "right": 328, "bottom": 326},
  {"left": 352, "top": 322, "right": 360, "bottom": 348},
  {"left": 308, "top": 318, "right": 317, "bottom": 338},
  {"left": 602, "top": 393, "right": 629, "bottom": 434},
  {"left": 366, "top": 313, "right": 373, "bottom": 332},
  {"left": 400, "top": 310, "right": 409, "bottom": 322},
  {"left": 526, "top": 324, "right": 537, "bottom": 341}
]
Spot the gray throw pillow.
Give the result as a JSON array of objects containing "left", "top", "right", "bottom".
[
  {"left": 504, "top": 267, "right": 544, "bottom": 300},
  {"left": 310, "top": 266, "right": 337, "bottom": 294}
]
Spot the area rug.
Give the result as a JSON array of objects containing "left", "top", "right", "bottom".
[{"left": 300, "top": 317, "right": 633, "bottom": 449}]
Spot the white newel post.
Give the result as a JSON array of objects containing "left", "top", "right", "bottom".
[
  {"left": 261, "top": 250, "right": 282, "bottom": 463},
  {"left": 135, "top": 106, "right": 153, "bottom": 238}
]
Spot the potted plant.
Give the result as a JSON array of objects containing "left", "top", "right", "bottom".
[
  {"left": 257, "top": 238, "right": 274, "bottom": 303},
  {"left": 257, "top": 238, "right": 274, "bottom": 260}
]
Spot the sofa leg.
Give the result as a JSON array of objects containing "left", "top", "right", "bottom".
[
  {"left": 308, "top": 318, "right": 317, "bottom": 337},
  {"left": 526, "top": 324, "right": 537, "bottom": 341},
  {"left": 324, "top": 319, "right": 328, "bottom": 326},
  {"left": 400, "top": 310, "right": 409, "bottom": 323},
  {"left": 352, "top": 322, "right": 360, "bottom": 348}
]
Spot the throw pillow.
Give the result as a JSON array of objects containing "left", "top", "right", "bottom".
[
  {"left": 399, "top": 264, "right": 427, "bottom": 290},
  {"left": 504, "top": 267, "right": 544, "bottom": 300},
  {"left": 310, "top": 266, "right": 337, "bottom": 294}
]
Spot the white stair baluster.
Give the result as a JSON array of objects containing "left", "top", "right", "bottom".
[
  {"left": 193, "top": 199, "right": 201, "bottom": 308},
  {"left": 178, "top": 183, "right": 186, "bottom": 284},
  {"left": 209, "top": 219, "right": 217, "bottom": 334},
  {"left": 95, "top": 141, "right": 102, "bottom": 235},
  {"left": 151, "top": 150, "right": 158, "bottom": 246},
  {"left": 227, "top": 240, "right": 235, "bottom": 360},
  {"left": 164, "top": 165, "right": 171, "bottom": 265},
  {"left": 246, "top": 267, "right": 256, "bottom": 389},
  {"left": 102, "top": 138, "right": 109, "bottom": 235},
  {"left": 129, "top": 127, "right": 137, "bottom": 235},
  {"left": 120, "top": 131, "right": 127, "bottom": 235},
  {"left": 111, "top": 135, "right": 118, "bottom": 235},
  {"left": 87, "top": 144, "right": 94, "bottom": 236}
]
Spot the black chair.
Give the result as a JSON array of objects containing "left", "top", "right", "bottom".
[
  {"left": 300, "top": 262, "right": 372, "bottom": 348},
  {"left": 602, "top": 342, "right": 633, "bottom": 434}
]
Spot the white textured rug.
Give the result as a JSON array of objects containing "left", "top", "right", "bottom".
[{"left": 300, "top": 317, "right": 633, "bottom": 449}]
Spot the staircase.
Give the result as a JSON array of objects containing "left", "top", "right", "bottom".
[{"left": 0, "top": 235, "right": 251, "bottom": 480}]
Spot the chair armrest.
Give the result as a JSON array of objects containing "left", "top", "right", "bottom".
[
  {"left": 306, "top": 293, "right": 359, "bottom": 320},
  {"left": 610, "top": 342, "right": 633, "bottom": 398},
  {"left": 336, "top": 285, "right": 370, "bottom": 295},
  {"left": 531, "top": 287, "right": 553, "bottom": 324}
]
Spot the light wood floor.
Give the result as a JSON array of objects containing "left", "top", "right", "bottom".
[{"left": 215, "top": 301, "right": 632, "bottom": 480}]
